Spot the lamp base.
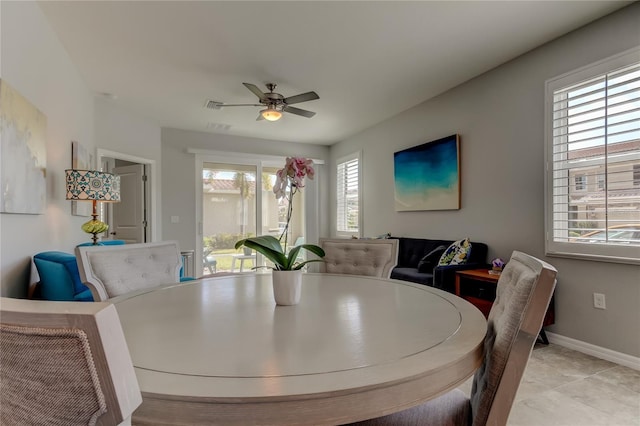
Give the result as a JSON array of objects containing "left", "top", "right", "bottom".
[{"left": 81, "top": 218, "right": 109, "bottom": 246}]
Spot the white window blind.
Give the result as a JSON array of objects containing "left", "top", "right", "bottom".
[
  {"left": 546, "top": 48, "right": 640, "bottom": 264},
  {"left": 336, "top": 154, "right": 360, "bottom": 234}
]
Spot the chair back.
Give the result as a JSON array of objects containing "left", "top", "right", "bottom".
[
  {"left": 76, "top": 241, "right": 183, "bottom": 301},
  {"left": 470, "top": 251, "right": 557, "bottom": 426},
  {"left": 319, "top": 238, "right": 399, "bottom": 278},
  {"left": 0, "top": 297, "right": 142, "bottom": 425}
]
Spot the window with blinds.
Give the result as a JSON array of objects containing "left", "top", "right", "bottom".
[
  {"left": 545, "top": 48, "right": 640, "bottom": 264},
  {"left": 336, "top": 154, "right": 360, "bottom": 235}
]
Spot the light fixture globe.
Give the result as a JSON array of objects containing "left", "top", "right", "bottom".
[{"left": 261, "top": 107, "right": 282, "bottom": 121}]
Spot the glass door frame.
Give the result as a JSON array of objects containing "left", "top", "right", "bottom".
[{"left": 195, "top": 152, "right": 319, "bottom": 275}]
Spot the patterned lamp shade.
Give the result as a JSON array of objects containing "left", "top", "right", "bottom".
[{"left": 65, "top": 169, "right": 120, "bottom": 202}]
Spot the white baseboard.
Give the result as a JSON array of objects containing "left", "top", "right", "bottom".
[{"left": 546, "top": 331, "right": 640, "bottom": 371}]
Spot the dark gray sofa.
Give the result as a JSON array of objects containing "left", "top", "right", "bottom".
[{"left": 390, "top": 236, "right": 489, "bottom": 293}]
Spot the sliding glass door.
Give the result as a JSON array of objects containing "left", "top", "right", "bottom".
[{"left": 201, "top": 161, "right": 306, "bottom": 274}]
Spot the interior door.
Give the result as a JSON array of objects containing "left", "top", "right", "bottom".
[{"left": 112, "top": 164, "right": 146, "bottom": 243}]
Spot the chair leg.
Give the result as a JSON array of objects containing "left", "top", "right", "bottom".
[
  {"left": 537, "top": 328, "right": 549, "bottom": 345},
  {"left": 204, "top": 259, "right": 217, "bottom": 274}
]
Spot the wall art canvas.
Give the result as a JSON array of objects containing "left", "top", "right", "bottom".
[
  {"left": 71, "top": 141, "right": 93, "bottom": 216},
  {"left": 0, "top": 79, "right": 47, "bottom": 214},
  {"left": 394, "top": 134, "right": 460, "bottom": 211}
]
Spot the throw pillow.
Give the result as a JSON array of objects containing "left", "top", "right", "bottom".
[
  {"left": 417, "top": 245, "right": 447, "bottom": 273},
  {"left": 438, "top": 238, "right": 472, "bottom": 266}
]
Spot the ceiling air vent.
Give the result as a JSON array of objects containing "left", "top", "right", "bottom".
[
  {"left": 206, "top": 122, "right": 231, "bottom": 132},
  {"left": 205, "top": 100, "right": 223, "bottom": 110}
]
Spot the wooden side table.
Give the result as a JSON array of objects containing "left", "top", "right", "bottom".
[
  {"left": 455, "top": 269, "right": 499, "bottom": 319},
  {"left": 455, "top": 268, "right": 554, "bottom": 344},
  {"left": 454, "top": 269, "right": 500, "bottom": 298}
]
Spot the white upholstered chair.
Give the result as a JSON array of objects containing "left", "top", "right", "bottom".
[
  {"left": 0, "top": 297, "right": 142, "bottom": 425},
  {"left": 348, "top": 250, "right": 557, "bottom": 426},
  {"left": 319, "top": 238, "right": 399, "bottom": 279},
  {"left": 76, "top": 241, "right": 183, "bottom": 301}
]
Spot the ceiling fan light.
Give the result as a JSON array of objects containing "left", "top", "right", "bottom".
[{"left": 261, "top": 108, "right": 282, "bottom": 121}]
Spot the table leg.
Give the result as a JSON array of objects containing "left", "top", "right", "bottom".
[{"left": 231, "top": 257, "right": 237, "bottom": 272}]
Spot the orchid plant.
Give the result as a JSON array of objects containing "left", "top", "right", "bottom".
[
  {"left": 235, "top": 157, "right": 325, "bottom": 271},
  {"left": 273, "top": 157, "right": 314, "bottom": 249}
]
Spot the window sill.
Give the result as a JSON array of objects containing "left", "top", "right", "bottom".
[{"left": 546, "top": 249, "right": 640, "bottom": 266}]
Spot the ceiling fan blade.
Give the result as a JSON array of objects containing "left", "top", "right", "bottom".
[
  {"left": 256, "top": 113, "right": 265, "bottom": 121},
  {"left": 218, "top": 103, "right": 262, "bottom": 107},
  {"left": 284, "top": 91, "right": 319, "bottom": 105},
  {"left": 243, "top": 83, "right": 268, "bottom": 102},
  {"left": 283, "top": 105, "right": 316, "bottom": 118}
]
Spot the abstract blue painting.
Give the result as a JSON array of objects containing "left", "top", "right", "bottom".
[{"left": 394, "top": 134, "right": 460, "bottom": 211}]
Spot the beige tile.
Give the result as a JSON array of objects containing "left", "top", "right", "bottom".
[
  {"left": 555, "top": 372, "right": 640, "bottom": 421},
  {"left": 592, "top": 365, "right": 640, "bottom": 394},
  {"left": 522, "top": 356, "right": 591, "bottom": 388},
  {"left": 530, "top": 344, "right": 617, "bottom": 376},
  {"left": 522, "top": 345, "right": 618, "bottom": 390},
  {"left": 513, "top": 375, "right": 552, "bottom": 402},
  {"left": 508, "top": 389, "right": 634, "bottom": 426},
  {"left": 457, "top": 343, "right": 640, "bottom": 426}
]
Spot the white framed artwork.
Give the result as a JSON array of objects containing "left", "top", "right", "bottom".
[{"left": 0, "top": 79, "right": 47, "bottom": 214}]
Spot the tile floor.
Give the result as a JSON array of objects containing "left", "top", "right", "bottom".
[{"left": 459, "top": 343, "right": 640, "bottom": 426}]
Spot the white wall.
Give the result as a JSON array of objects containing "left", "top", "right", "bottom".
[
  {"left": 94, "top": 98, "right": 162, "bottom": 241},
  {"left": 0, "top": 2, "right": 95, "bottom": 297},
  {"left": 161, "top": 128, "right": 329, "bottom": 253},
  {"left": 0, "top": 2, "right": 163, "bottom": 297},
  {"left": 330, "top": 4, "right": 640, "bottom": 357}
]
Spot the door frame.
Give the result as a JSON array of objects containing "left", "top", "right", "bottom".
[{"left": 97, "top": 148, "right": 158, "bottom": 242}]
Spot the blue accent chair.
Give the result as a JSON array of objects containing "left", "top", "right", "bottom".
[
  {"left": 33, "top": 240, "right": 127, "bottom": 302},
  {"left": 33, "top": 251, "right": 95, "bottom": 301},
  {"left": 33, "top": 240, "right": 195, "bottom": 301}
]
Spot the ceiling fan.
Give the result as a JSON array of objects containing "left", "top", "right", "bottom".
[{"left": 209, "top": 83, "right": 319, "bottom": 121}]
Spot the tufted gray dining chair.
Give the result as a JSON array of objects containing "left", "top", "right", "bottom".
[
  {"left": 76, "top": 241, "right": 183, "bottom": 301},
  {"left": 319, "top": 238, "right": 399, "bottom": 279},
  {"left": 0, "top": 297, "right": 142, "bottom": 425},
  {"left": 347, "top": 250, "right": 557, "bottom": 426}
]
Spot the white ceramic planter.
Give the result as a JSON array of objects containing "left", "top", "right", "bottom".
[{"left": 271, "top": 270, "right": 302, "bottom": 305}]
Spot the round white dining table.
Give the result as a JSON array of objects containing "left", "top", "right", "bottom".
[{"left": 113, "top": 273, "right": 487, "bottom": 425}]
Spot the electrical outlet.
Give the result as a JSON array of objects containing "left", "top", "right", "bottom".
[{"left": 593, "top": 293, "right": 606, "bottom": 310}]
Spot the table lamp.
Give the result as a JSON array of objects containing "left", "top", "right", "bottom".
[{"left": 65, "top": 169, "right": 120, "bottom": 245}]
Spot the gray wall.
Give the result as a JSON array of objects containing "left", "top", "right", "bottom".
[
  {"left": 161, "top": 128, "right": 329, "bottom": 253},
  {"left": 329, "top": 4, "right": 640, "bottom": 357}
]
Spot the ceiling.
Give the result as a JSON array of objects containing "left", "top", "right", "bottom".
[{"left": 38, "top": 1, "right": 631, "bottom": 145}]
